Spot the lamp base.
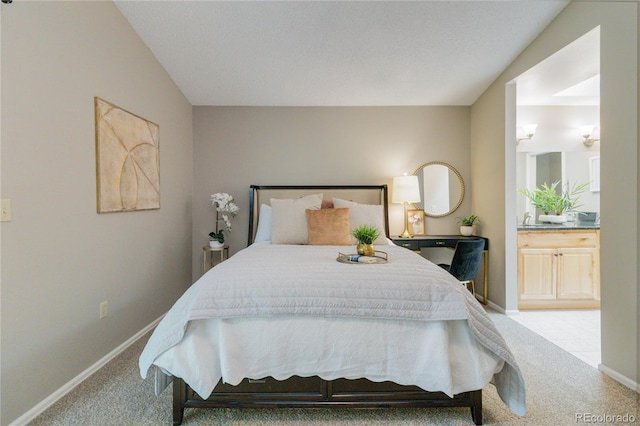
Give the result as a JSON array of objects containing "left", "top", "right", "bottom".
[{"left": 400, "top": 202, "right": 413, "bottom": 238}]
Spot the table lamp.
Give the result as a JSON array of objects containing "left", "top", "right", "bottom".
[{"left": 392, "top": 174, "right": 421, "bottom": 238}]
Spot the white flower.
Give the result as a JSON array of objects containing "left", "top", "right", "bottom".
[
  {"left": 222, "top": 214, "right": 231, "bottom": 230},
  {"left": 409, "top": 213, "right": 422, "bottom": 224},
  {"left": 211, "top": 192, "right": 239, "bottom": 214},
  {"left": 211, "top": 192, "right": 239, "bottom": 233}
]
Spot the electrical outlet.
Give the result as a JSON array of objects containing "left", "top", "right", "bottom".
[
  {"left": 1, "top": 199, "right": 11, "bottom": 222},
  {"left": 99, "top": 301, "right": 108, "bottom": 319}
]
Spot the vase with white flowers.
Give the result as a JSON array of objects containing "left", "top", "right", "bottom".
[{"left": 209, "top": 192, "right": 239, "bottom": 248}]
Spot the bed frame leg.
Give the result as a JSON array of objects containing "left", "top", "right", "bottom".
[
  {"left": 469, "top": 390, "right": 483, "bottom": 425},
  {"left": 172, "top": 377, "right": 186, "bottom": 425}
]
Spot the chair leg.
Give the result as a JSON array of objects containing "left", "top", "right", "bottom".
[{"left": 460, "top": 280, "right": 476, "bottom": 297}]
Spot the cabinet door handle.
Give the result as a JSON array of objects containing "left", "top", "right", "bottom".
[
  {"left": 248, "top": 379, "right": 266, "bottom": 384},
  {"left": 435, "top": 241, "right": 446, "bottom": 246}
]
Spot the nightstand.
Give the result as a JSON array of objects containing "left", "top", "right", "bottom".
[
  {"left": 202, "top": 245, "right": 229, "bottom": 274},
  {"left": 392, "top": 235, "right": 489, "bottom": 304}
]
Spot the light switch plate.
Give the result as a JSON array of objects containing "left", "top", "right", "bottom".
[{"left": 1, "top": 199, "right": 12, "bottom": 222}]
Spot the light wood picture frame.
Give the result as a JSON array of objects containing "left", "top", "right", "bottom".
[
  {"left": 407, "top": 209, "right": 425, "bottom": 235},
  {"left": 95, "top": 97, "right": 160, "bottom": 213}
]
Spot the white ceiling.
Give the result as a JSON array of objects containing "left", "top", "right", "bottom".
[
  {"left": 115, "top": 0, "right": 571, "bottom": 107},
  {"left": 516, "top": 26, "right": 600, "bottom": 106}
]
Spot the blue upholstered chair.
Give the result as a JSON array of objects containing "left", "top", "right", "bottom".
[{"left": 438, "top": 239, "right": 485, "bottom": 296}]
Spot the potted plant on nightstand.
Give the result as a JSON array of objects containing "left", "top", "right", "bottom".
[
  {"left": 209, "top": 192, "right": 239, "bottom": 248},
  {"left": 457, "top": 214, "right": 480, "bottom": 236},
  {"left": 351, "top": 224, "right": 381, "bottom": 256},
  {"left": 208, "top": 230, "right": 226, "bottom": 247}
]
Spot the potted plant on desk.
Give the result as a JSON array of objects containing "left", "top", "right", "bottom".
[{"left": 457, "top": 214, "right": 480, "bottom": 236}]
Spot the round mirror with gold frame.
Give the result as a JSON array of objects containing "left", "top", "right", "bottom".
[{"left": 413, "top": 162, "right": 465, "bottom": 218}]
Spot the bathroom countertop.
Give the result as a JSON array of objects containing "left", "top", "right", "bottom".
[{"left": 517, "top": 222, "right": 600, "bottom": 231}]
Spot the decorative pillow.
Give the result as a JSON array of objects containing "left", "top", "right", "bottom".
[
  {"left": 306, "top": 208, "right": 352, "bottom": 246},
  {"left": 321, "top": 199, "right": 334, "bottom": 209},
  {"left": 253, "top": 204, "right": 272, "bottom": 243},
  {"left": 332, "top": 198, "right": 387, "bottom": 245},
  {"left": 270, "top": 193, "right": 323, "bottom": 244}
]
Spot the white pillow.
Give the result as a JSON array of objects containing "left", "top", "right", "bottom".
[
  {"left": 253, "top": 204, "right": 272, "bottom": 243},
  {"left": 332, "top": 198, "right": 387, "bottom": 245},
  {"left": 270, "top": 193, "right": 323, "bottom": 244}
]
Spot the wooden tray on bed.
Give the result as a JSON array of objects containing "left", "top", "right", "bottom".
[{"left": 337, "top": 251, "right": 388, "bottom": 264}]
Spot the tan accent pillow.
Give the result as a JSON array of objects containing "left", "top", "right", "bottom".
[
  {"left": 306, "top": 208, "right": 352, "bottom": 246},
  {"left": 332, "top": 198, "right": 387, "bottom": 245},
  {"left": 270, "top": 193, "right": 323, "bottom": 244}
]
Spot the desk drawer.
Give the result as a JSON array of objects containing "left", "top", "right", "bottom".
[
  {"left": 394, "top": 238, "right": 456, "bottom": 250},
  {"left": 429, "top": 239, "right": 453, "bottom": 247},
  {"left": 395, "top": 240, "right": 422, "bottom": 251}
]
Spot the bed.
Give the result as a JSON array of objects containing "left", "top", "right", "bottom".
[{"left": 139, "top": 185, "right": 526, "bottom": 425}]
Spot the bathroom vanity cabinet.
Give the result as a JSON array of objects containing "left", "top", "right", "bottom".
[{"left": 517, "top": 228, "right": 600, "bottom": 309}]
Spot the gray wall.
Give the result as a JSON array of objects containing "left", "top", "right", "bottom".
[
  {"left": 0, "top": 2, "right": 194, "bottom": 423},
  {"left": 192, "top": 106, "right": 472, "bottom": 280},
  {"left": 471, "top": 1, "right": 638, "bottom": 388}
]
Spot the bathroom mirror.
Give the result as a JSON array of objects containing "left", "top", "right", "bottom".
[{"left": 413, "top": 162, "right": 465, "bottom": 217}]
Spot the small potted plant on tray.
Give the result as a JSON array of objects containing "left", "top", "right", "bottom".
[
  {"left": 351, "top": 224, "right": 381, "bottom": 256},
  {"left": 457, "top": 214, "right": 480, "bottom": 236}
]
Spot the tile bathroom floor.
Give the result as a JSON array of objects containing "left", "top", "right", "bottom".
[{"left": 509, "top": 309, "right": 601, "bottom": 368}]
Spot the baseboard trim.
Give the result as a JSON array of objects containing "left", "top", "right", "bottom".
[
  {"left": 474, "top": 295, "right": 507, "bottom": 314},
  {"left": 598, "top": 363, "right": 640, "bottom": 393},
  {"left": 486, "top": 300, "right": 507, "bottom": 313},
  {"left": 10, "top": 315, "right": 164, "bottom": 426}
]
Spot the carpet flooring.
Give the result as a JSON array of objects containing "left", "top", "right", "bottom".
[{"left": 29, "top": 312, "right": 639, "bottom": 425}]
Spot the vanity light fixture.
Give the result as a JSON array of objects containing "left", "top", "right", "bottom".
[
  {"left": 392, "top": 173, "right": 421, "bottom": 238},
  {"left": 579, "top": 125, "right": 600, "bottom": 147},
  {"left": 516, "top": 124, "right": 538, "bottom": 145}
]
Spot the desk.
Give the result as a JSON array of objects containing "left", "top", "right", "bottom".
[
  {"left": 392, "top": 235, "right": 489, "bottom": 304},
  {"left": 202, "top": 245, "right": 229, "bottom": 274}
]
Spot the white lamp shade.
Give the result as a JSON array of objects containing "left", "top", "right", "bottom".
[{"left": 392, "top": 175, "right": 421, "bottom": 203}]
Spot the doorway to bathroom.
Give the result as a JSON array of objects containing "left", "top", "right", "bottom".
[{"left": 511, "top": 26, "right": 601, "bottom": 368}]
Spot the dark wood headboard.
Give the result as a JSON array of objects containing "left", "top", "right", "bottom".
[{"left": 248, "top": 185, "right": 389, "bottom": 245}]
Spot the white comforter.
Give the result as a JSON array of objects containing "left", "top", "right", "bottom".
[{"left": 139, "top": 242, "right": 526, "bottom": 415}]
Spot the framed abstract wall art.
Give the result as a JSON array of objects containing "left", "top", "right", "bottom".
[{"left": 95, "top": 97, "right": 160, "bottom": 213}]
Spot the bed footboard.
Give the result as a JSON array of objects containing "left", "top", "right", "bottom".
[{"left": 172, "top": 376, "right": 482, "bottom": 425}]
